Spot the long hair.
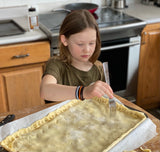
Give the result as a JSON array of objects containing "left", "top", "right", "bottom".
[{"left": 58, "top": 9, "right": 101, "bottom": 64}]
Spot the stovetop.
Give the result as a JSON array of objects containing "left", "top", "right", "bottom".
[
  {"left": 95, "top": 8, "right": 143, "bottom": 28},
  {"left": 39, "top": 7, "right": 144, "bottom": 30},
  {"left": 39, "top": 7, "right": 146, "bottom": 47},
  {"left": 39, "top": 10, "right": 67, "bottom": 31}
]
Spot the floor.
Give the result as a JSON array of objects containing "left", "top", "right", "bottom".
[{"left": 146, "top": 108, "right": 160, "bottom": 120}]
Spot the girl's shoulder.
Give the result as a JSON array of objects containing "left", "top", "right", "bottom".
[
  {"left": 44, "top": 57, "right": 68, "bottom": 78},
  {"left": 94, "top": 60, "right": 105, "bottom": 82},
  {"left": 94, "top": 60, "right": 104, "bottom": 74},
  {"left": 94, "top": 60, "right": 103, "bottom": 70},
  {"left": 47, "top": 56, "right": 66, "bottom": 67}
]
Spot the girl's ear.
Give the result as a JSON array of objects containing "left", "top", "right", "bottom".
[{"left": 60, "top": 35, "right": 68, "bottom": 46}]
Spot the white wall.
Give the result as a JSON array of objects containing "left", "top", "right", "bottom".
[
  {"left": 0, "top": 0, "right": 91, "bottom": 21},
  {"left": 0, "top": 0, "right": 139, "bottom": 10},
  {"left": 0, "top": 0, "right": 140, "bottom": 19},
  {"left": 0, "top": 0, "right": 93, "bottom": 10},
  {"left": 0, "top": 0, "right": 108, "bottom": 22}
]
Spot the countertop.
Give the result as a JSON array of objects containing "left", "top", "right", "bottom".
[
  {"left": 0, "top": 2, "right": 160, "bottom": 46},
  {"left": 0, "top": 95, "right": 159, "bottom": 151},
  {"left": 118, "top": 2, "right": 160, "bottom": 24},
  {"left": 0, "top": 16, "right": 48, "bottom": 46},
  {"left": 0, "top": 8, "right": 48, "bottom": 46},
  {"left": 0, "top": 28, "right": 47, "bottom": 46}
]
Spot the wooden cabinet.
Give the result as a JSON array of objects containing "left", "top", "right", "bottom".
[
  {"left": 137, "top": 23, "right": 160, "bottom": 109},
  {"left": 0, "top": 41, "right": 50, "bottom": 113}
]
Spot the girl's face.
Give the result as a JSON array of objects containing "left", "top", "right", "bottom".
[{"left": 61, "top": 28, "right": 96, "bottom": 64}]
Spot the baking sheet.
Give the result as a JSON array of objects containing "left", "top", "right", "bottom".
[
  {"left": 0, "top": 100, "right": 157, "bottom": 152},
  {"left": 0, "top": 19, "right": 25, "bottom": 37}
]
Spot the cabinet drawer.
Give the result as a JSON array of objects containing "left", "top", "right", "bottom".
[{"left": 0, "top": 41, "right": 50, "bottom": 68}]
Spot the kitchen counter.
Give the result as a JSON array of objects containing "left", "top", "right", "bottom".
[
  {"left": 0, "top": 3, "right": 160, "bottom": 46},
  {"left": 117, "top": 2, "right": 160, "bottom": 24},
  {"left": 0, "top": 96, "right": 159, "bottom": 151},
  {"left": 0, "top": 6, "right": 48, "bottom": 46},
  {"left": 0, "top": 16, "right": 48, "bottom": 46},
  {"left": 0, "top": 28, "right": 47, "bottom": 46}
]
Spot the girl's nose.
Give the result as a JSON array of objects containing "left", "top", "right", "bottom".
[{"left": 83, "top": 44, "right": 90, "bottom": 52}]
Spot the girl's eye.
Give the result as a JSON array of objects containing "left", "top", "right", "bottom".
[
  {"left": 78, "top": 44, "right": 84, "bottom": 46},
  {"left": 89, "top": 42, "right": 95, "bottom": 45}
]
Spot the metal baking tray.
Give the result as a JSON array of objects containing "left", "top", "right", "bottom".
[{"left": 0, "top": 19, "right": 26, "bottom": 37}]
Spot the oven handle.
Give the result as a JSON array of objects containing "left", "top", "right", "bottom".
[{"left": 100, "top": 40, "right": 140, "bottom": 51}]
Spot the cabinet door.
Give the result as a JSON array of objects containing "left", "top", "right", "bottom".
[
  {"left": 0, "top": 78, "right": 7, "bottom": 113},
  {"left": 137, "top": 24, "right": 160, "bottom": 109},
  {"left": 0, "top": 64, "right": 45, "bottom": 112}
]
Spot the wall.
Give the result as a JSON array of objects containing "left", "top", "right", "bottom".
[
  {"left": 0, "top": 0, "right": 91, "bottom": 21},
  {"left": 0, "top": 0, "right": 140, "bottom": 20},
  {"left": 0, "top": 0, "right": 139, "bottom": 11},
  {"left": 0, "top": 0, "right": 93, "bottom": 11}
]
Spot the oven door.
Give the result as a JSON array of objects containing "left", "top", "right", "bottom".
[{"left": 99, "top": 36, "right": 141, "bottom": 101}]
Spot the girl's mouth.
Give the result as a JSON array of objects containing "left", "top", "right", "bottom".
[{"left": 81, "top": 55, "right": 90, "bottom": 58}]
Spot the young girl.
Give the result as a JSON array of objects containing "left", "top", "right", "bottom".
[{"left": 40, "top": 9, "right": 113, "bottom": 102}]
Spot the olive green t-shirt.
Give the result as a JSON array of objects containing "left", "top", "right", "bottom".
[{"left": 44, "top": 58, "right": 105, "bottom": 87}]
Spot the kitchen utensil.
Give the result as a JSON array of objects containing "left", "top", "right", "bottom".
[
  {"left": 0, "top": 114, "right": 15, "bottom": 127},
  {"left": 51, "top": 3, "right": 98, "bottom": 29},
  {"left": 103, "top": 94, "right": 117, "bottom": 117},
  {"left": 64, "top": 3, "right": 98, "bottom": 13},
  {"left": 112, "top": 0, "right": 128, "bottom": 9},
  {"left": 0, "top": 146, "right": 8, "bottom": 152},
  {"left": 102, "top": 62, "right": 110, "bottom": 85},
  {"left": 103, "top": 62, "right": 116, "bottom": 117},
  {"left": 0, "top": 115, "right": 15, "bottom": 151},
  {"left": 125, "top": 105, "right": 148, "bottom": 117},
  {"left": 115, "top": 0, "right": 125, "bottom": 9}
]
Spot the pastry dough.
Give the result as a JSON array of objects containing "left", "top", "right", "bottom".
[
  {"left": 123, "top": 147, "right": 151, "bottom": 152},
  {"left": 0, "top": 97, "right": 146, "bottom": 152}
]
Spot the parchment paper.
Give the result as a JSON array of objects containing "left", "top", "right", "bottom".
[{"left": 0, "top": 100, "right": 157, "bottom": 152}]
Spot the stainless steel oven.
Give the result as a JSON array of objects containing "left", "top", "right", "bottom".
[
  {"left": 39, "top": 7, "right": 146, "bottom": 102},
  {"left": 99, "top": 36, "right": 141, "bottom": 102}
]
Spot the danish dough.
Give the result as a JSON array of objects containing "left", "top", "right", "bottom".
[{"left": 0, "top": 97, "right": 146, "bottom": 152}]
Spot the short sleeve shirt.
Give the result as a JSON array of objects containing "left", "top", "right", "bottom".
[{"left": 43, "top": 58, "right": 105, "bottom": 87}]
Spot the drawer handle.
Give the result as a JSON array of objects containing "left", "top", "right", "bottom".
[{"left": 12, "top": 53, "right": 30, "bottom": 59}]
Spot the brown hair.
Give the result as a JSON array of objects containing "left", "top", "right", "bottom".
[{"left": 58, "top": 9, "right": 101, "bottom": 64}]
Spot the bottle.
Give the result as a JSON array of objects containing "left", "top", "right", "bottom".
[{"left": 28, "top": 7, "right": 39, "bottom": 31}]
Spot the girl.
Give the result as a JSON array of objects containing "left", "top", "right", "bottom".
[{"left": 40, "top": 9, "right": 113, "bottom": 102}]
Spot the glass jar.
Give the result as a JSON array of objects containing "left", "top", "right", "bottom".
[{"left": 28, "top": 7, "right": 39, "bottom": 31}]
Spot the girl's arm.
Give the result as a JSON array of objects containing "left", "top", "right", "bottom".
[
  {"left": 40, "top": 74, "right": 76, "bottom": 101},
  {"left": 40, "top": 75, "right": 114, "bottom": 102}
]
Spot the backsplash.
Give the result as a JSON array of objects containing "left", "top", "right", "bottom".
[
  {"left": 0, "top": 0, "right": 139, "bottom": 10},
  {"left": 0, "top": 0, "right": 140, "bottom": 21},
  {"left": 0, "top": 0, "right": 91, "bottom": 9}
]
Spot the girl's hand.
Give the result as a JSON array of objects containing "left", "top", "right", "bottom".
[{"left": 83, "top": 81, "right": 114, "bottom": 99}]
